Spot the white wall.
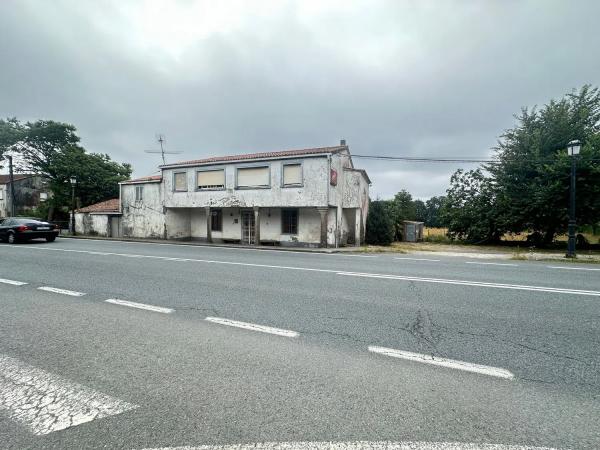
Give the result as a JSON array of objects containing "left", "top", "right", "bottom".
[
  {"left": 162, "top": 156, "right": 329, "bottom": 209},
  {"left": 75, "top": 213, "right": 109, "bottom": 236},
  {"left": 121, "top": 182, "right": 164, "bottom": 238}
]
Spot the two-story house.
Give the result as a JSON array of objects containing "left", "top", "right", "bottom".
[{"left": 76, "top": 141, "right": 370, "bottom": 247}]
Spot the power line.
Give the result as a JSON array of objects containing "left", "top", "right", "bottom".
[{"left": 349, "top": 154, "right": 600, "bottom": 164}]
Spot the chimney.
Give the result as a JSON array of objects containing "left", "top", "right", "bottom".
[{"left": 340, "top": 139, "right": 346, "bottom": 146}]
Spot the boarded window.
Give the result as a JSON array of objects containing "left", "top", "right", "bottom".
[
  {"left": 237, "top": 166, "right": 269, "bottom": 188},
  {"left": 211, "top": 209, "right": 222, "bottom": 231},
  {"left": 281, "top": 209, "right": 298, "bottom": 234},
  {"left": 197, "top": 170, "right": 225, "bottom": 189},
  {"left": 174, "top": 172, "right": 187, "bottom": 191},
  {"left": 282, "top": 164, "right": 302, "bottom": 186},
  {"left": 135, "top": 185, "right": 143, "bottom": 201}
]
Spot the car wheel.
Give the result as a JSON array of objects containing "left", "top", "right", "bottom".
[
  {"left": 46, "top": 235, "right": 56, "bottom": 242},
  {"left": 7, "top": 232, "right": 17, "bottom": 244}
]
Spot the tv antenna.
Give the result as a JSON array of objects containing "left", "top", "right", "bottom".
[{"left": 144, "top": 134, "right": 182, "bottom": 165}]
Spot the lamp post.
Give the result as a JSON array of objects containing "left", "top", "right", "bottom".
[
  {"left": 70, "top": 176, "right": 77, "bottom": 235},
  {"left": 566, "top": 140, "right": 581, "bottom": 258}
]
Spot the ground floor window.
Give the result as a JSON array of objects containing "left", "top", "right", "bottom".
[
  {"left": 281, "top": 208, "right": 298, "bottom": 234},
  {"left": 211, "top": 209, "right": 222, "bottom": 231}
]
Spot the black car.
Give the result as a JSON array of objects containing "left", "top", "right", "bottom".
[{"left": 0, "top": 217, "right": 60, "bottom": 244}]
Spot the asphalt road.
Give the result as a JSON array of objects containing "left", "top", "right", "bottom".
[{"left": 1, "top": 237, "right": 599, "bottom": 449}]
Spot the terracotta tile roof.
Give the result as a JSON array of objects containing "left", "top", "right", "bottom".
[
  {"left": 120, "top": 175, "right": 162, "bottom": 184},
  {"left": 160, "top": 145, "right": 347, "bottom": 168},
  {"left": 0, "top": 174, "right": 34, "bottom": 184},
  {"left": 76, "top": 198, "right": 120, "bottom": 213}
]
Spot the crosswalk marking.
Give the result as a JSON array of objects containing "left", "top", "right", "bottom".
[{"left": 0, "top": 354, "right": 137, "bottom": 435}]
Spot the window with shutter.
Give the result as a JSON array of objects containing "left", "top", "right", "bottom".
[
  {"left": 197, "top": 170, "right": 225, "bottom": 189},
  {"left": 236, "top": 166, "right": 270, "bottom": 188},
  {"left": 282, "top": 164, "right": 302, "bottom": 186}
]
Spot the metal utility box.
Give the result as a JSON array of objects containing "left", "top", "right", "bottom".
[{"left": 402, "top": 221, "right": 424, "bottom": 242}]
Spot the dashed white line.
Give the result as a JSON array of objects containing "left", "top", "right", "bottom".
[
  {"left": 547, "top": 265, "right": 600, "bottom": 271},
  {"left": 0, "top": 278, "right": 28, "bottom": 286},
  {"left": 11, "top": 246, "right": 600, "bottom": 297},
  {"left": 205, "top": 317, "right": 299, "bottom": 338},
  {"left": 394, "top": 257, "right": 441, "bottom": 262},
  {"left": 140, "top": 441, "right": 560, "bottom": 450},
  {"left": 105, "top": 299, "right": 174, "bottom": 314},
  {"left": 0, "top": 354, "right": 137, "bottom": 435},
  {"left": 465, "top": 261, "right": 519, "bottom": 267},
  {"left": 38, "top": 286, "right": 86, "bottom": 297},
  {"left": 337, "top": 271, "right": 600, "bottom": 297},
  {"left": 368, "top": 346, "right": 514, "bottom": 380}
]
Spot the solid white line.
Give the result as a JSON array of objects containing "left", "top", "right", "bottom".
[
  {"left": 0, "top": 354, "right": 137, "bottom": 435},
  {"left": 105, "top": 299, "right": 174, "bottom": 314},
  {"left": 340, "top": 254, "right": 378, "bottom": 258},
  {"left": 205, "top": 317, "right": 299, "bottom": 338},
  {"left": 38, "top": 286, "right": 86, "bottom": 296},
  {"left": 547, "top": 265, "right": 600, "bottom": 271},
  {"left": 139, "top": 441, "right": 560, "bottom": 450},
  {"left": 12, "top": 246, "right": 600, "bottom": 297},
  {"left": 394, "top": 257, "right": 441, "bottom": 262},
  {"left": 337, "top": 271, "right": 600, "bottom": 297},
  {"left": 465, "top": 261, "right": 519, "bottom": 267},
  {"left": 0, "top": 278, "right": 28, "bottom": 286},
  {"left": 368, "top": 346, "right": 514, "bottom": 380}
]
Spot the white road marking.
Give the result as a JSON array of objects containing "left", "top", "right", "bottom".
[
  {"left": 547, "top": 265, "right": 600, "bottom": 271},
  {"left": 337, "top": 271, "right": 600, "bottom": 297},
  {"left": 37, "top": 286, "right": 86, "bottom": 297},
  {"left": 105, "top": 298, "right": 174, "bottom": 314},
  {"left": 205, "top": 317, "right": 299, "bottom": 338},
  {"left": 0, "top": 354, "right": 137, "bottom": 435},
  {"left": 465, "top": 262, "right": 519, "bottom": 267},
  {"left": 140, "top": 441, "right": 560, "bottom": 450},
  {"left": 394, "top": 257, "right": 441, "bottom": 262},
  {"left": 11, "top": 246, "right": 600, "bottom": 297},
  {"left": 368, "top": 346, "right": 514, "bottom": 380},
  {"left": 0, "top": 278, "right": 28, "bottom": 286},
  {"left": 339, "top": 254, "right": 378, "bottom": 258}
]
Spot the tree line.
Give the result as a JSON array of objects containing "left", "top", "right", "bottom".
[
  {"left": 0, "top": 119, "right": 131, "bottom": 220},
  {"left": 367, "top": 85, "right": 600, "bottom": 246}
]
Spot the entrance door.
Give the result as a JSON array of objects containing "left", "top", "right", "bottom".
[
  {"left": 241, "top": 210, "right": 255, "bottom": 244},
  {"left": 110, "top": 216, "right": 121, "bottom": 238}
]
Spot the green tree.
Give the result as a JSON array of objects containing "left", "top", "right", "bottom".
[
  {"left": 424, "top": 196, "right": 446, "bottom": 227},
  {"left": 414, "top": 199, "right": 427, "bottom": 222},
  {"left": 489, "top": 85, "right": 600, "bottom": 243},
  {"left": 441, "top": 169, "right": 502, "bottom": 242},
  {"left": 366, "top": 199, "right": 395, "bottom": 245},
  {"left": 0, "top": 118, "right": 132, "bottom": 219},
  {"left": 387, "top": 189, "right": 416, "bottom": 240}
]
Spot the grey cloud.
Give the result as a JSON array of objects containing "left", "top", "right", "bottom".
[{"left": 1, "top": 0, "right": 599, "bottom": 198}]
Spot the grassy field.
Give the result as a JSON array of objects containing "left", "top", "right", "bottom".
[{"left": 423, "top": 227, "right": 600, "bottom": 244}]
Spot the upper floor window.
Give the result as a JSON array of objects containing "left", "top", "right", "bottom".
[
  {"left": 282, "top": 163, "right": 302, "bottom": 187},
  {"left": 197, "top": 169, "right": 225, "bottom": 190},
  {"left": 135, "top": 185, "right": 143, "bottom": 201},
  {"left": 237, "top": 166, "right": 269, "bottom": 189},
  {"left": 0, "top": 189, "right": 3, "bottom": 200},
  {"left": 174, "top": 172, "right": 187, "bottom": 191}
]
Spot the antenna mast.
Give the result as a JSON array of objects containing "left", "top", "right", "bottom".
[{"left": 144, "top": 134, "right": 182, "bottom": 165}]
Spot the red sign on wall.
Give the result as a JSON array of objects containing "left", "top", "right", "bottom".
[{"left": 330, "top": 168, "right": 337, "bottom": 186}]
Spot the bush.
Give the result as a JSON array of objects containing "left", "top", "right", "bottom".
[{"left": 366, "top": 200, "right": 394, "bottom": 245}]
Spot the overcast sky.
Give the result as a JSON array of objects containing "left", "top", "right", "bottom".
[{"left": 1, "top": 0, "right": 599, "bottom": 199}]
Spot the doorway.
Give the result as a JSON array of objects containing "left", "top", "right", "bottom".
[{"left": 241, "top": 210, "right": 255, "bottom": 244}]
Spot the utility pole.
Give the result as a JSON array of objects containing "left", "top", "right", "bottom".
[{"left": 8, "top": 155, "right": 16, "bottom": 216}]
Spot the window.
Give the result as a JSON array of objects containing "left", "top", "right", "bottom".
[
  {"left": 39, "top": 192, "right": 48, "bottom": 201},
  {"left": 237, "top": 166, "right": 269, "bottom": 188},
  {"left": 281, "top": 209, "right": 298, "bottom": 234},
  {"left": 282, "top": 163, "right": 302, "bottom": 187},
  {"left": 0, "top": 189, "right": 3, "bottom": 200},
  {"left": 197, "top": 170, "right": 225, "bottom": 189},
  {"left": 135, "top": 185, "right": 143, "bottom": 201},
  {"left": 174, "top": 172, "right": 187, "bottom": 191},
  {"left": 211, "top": 209, "right": 222, "bottom": 231}
]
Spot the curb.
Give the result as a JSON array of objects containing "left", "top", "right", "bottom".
[{"left": 59, "top": 235, "right": 342, "bottom": 254}]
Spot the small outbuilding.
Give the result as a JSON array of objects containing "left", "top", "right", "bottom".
[
  {"left": 402, "top": 221, "right": 424, "bottom": 242},
  {"left": 74, "top": 198, "right": 121, "bottom": 237}
]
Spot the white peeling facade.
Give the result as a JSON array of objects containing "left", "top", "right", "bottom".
[{"left": 88, "top": 143, "right": 370, "bottom": 247}]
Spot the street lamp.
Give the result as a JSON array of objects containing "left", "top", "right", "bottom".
[
  {"left": 70, "top": 176, "right": 77, "bottom": 235},
  {"left": 566, "top": 140, "right": 581, "bottom": 258}
]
